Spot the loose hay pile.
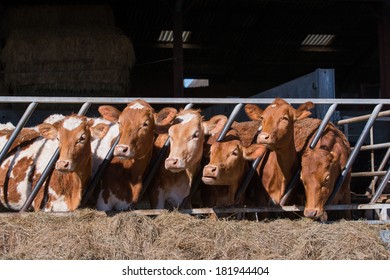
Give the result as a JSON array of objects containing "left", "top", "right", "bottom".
[{"left": 0, "top": 210, "right": 389, "bottom": 260}]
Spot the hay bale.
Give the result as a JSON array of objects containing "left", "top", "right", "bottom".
[
  {"left": 1, "top": 27, "right": 135, "bottom": 96},
  {"left": 0, "top": 211, "right": 389, "bottom": 260},
  {"left": 2, "top": 5, "right": 115, "bottom": 38}
]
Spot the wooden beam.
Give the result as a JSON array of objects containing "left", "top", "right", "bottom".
[
  {"left": 379, "top": 4, "right": 390, "bottom": 99},
  {"left": 173, "top": 0, "right": 184, "bottom": 98}
]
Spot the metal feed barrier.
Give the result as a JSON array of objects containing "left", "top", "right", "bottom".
[{"left": 0, "top": 96, "right": 389, "bottom": 222}]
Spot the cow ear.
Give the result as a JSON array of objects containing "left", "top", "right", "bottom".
[
  {"left": 98, "top": 105, "right": 121, "bottom": 123},
  {"left": 154, "top": 107, "right": 178, "bottom": 134},
  {"left": 202, "top": 115, "right": 227, "bottom": 136},
  {"left": 245, "top": 104, "right": 263, "bottom": 121},
  {"left": 90, "top": 123, "right": 110, "bottom": 140},
  {"left": 243, "top": 144, "right": 266, "bottom": 161},
  {"left": 39, "top": 123, "right": 58, "bottom": 140},
  {"left": 294, "top": 101, "right": 314, "bottom": 121}
]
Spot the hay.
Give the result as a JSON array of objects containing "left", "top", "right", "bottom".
[
  {"left": 0, "top": 210, "right": 389, "bottom": 260},
  {"left": 2, "top": 5, "right": 115, "bottom": 38}
]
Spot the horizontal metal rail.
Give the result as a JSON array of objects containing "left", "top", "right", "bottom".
[
  {"left": 337, "top": 110, "right": 390, "bottom": 125},
  {"left": 1, "top": 97, "right": 390, "bottom": 105},
  {"left": 351, "top": 171, "right": 388, "bottom": 177}
]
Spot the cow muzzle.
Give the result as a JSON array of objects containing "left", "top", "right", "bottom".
[
  {"left": 257, "top": 132, "right": 274, "bottom": 147},
  {"left": 304, "top": 208, "right": 328, "bottom": 221},
  {"left": 202, "top": 165, "right": 219, "bottom": 185},
  {"left": 55, "top": 160, "right": 75, "bottom": 173},
  {"left": 114, "top": 144, "right": 135, "bottom": 159},
  {"left": 165, "top": 157, "right": 185, "bottom": 172}
]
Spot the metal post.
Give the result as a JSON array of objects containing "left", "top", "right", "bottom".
[
  {"left": 20, "top": 102, "right": 91, "bottom": 212},
  {"left": 370, "top": 166, "right": 390, "bottom": 204},
  {"left": 0, "top": 102, "right": 38, "bottom": 165},
  {"left": 326, "top": 103, "right": 383, "bottom": 205},
  {"left": 309, "top": 103, "right": 338, "bottom": 149},
  {"left": 217, "top": 103, "right": 243, "bottom": 142},
  {"left": 371, "top": 147, "right": 390, "bottom": 188},
  {"left": 280, "top": 168, "right": 301, "bottom": 206},
  {"left": 234, "top": 153, "right": 265, "bottom": 204}
]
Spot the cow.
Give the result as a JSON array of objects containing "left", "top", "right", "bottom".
[
  {"left": 95, "top": 99, "right": 171, "bottom": 211},
  {"left": 0, "top": 115, "right": 109, "bottom": 211},
  {"left": 201, "top": 120, "right": 265, "bottom": 208},
  {"left": 298, "top": 120, "right": 351, "bottom": 221},
  {"left": 244, "top": 99, "right": 313, "bottom": 207},
  {"left": 245, "top": 98, "right": 351, "bottom": 221},
  {"left": 148, "top": 108, "right": 227, "bottom": 209}
]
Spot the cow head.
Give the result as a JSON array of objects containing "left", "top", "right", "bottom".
[
  {"left": 202, "top": 130, "right": 246, "bottom": 186},
  {"left": 155, "top": 108, "right": 227, "bottom": 173},
  {"left": 39, "top": 115, "right": 109, "bottom": 173},
  {"left": 98, "top": 99, "right": 155, "bottom": 160},
  {"left": 245, "top": 98, "right": 314, "bottom": 150},
  {"left": 301, "top": 147, "right": 342, "bottom": 222}
]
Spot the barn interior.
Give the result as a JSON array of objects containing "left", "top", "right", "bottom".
[{"left": 0, "top": 0, "right": 389, "bottom": 205}]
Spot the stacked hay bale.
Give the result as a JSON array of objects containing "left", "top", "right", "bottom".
[{"left": 1, "top": 5, "right": 135, "bottom": 97}]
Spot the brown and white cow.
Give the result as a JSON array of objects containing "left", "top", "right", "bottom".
[
  {"left": 148, "top": 109, "right": 227, "bottom": 209},
  {"left": 244, "top": 98, "right": 313, "bottom": 207},
  {"left": 96, "top": 99, "right": 162, "bottom": 211},
  {"left": 0, "top": 115, "right": 109, "bottom": 211}
]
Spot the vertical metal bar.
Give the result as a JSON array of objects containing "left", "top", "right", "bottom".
[
  {"left": 20, "top": 102, "right": 91, "bottom": 212},
  {"left": 371, "top": 147, "right": 390, "bottom": 188},
  {"left": 217, "top": 103, "right": 243, "bottom": 142},
  {"left": 309, "top": 103, "right": 338, "bottom": 149},
  {"left": 326, "top": 103, "right": 383, "bottom": 205},
  {"left": 369, "top": 127, "right": 376, "bottom": 193},
  {"left": 370, "top": 166, "right": 390, "bottom": 204},
  {"left": 0, "top": 102, "right": 38, "bottom": 165}
]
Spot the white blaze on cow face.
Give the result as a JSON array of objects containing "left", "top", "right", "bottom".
[
  {"left": 129, "top": 102, "right": 145, "bottom": 110},
  {"left": 63, "top": 117, "right": 83, "bottom": 131},
  {"left": 176, "top": 113, "right": 195, "bottom": 124}
]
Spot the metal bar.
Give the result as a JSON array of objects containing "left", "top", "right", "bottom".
[
  {"left": 309, "top": 103, "right": 338, "bottom": 149},
  {"left": 352, "top": 142, "right": 390, "bottom": 151},
  {"left": 370, "top": 166, "right": 390, "bottom": 204},
  {"left": 352, "top": 171, "right": 387, "bottom": 177},
  {"left": 337, "top": 110, "right": 390, "bottom": 125},
  {"left": 80, "top": 136, "right": 120, "bottom": 207},
  {"left": 1, "top": 96, "right": 390, "bottom": 105},
  {"left": 234, "top": 154, "right": 264, "bottom": 204},
  {"left": 0, "top": 102, "right": 38, "bottom": 165},
  {"left": 280, "top": 168, "right": 301, "bottom": 206},
  {"left": 326, "top": 103, "right": 384, "bottom": 205},
  {"left": 20, "top": 102, "right": 91, "bottom": 212},
  {"left": 141, "top": 103, "right": 194, "bottom": 199},
  {"left": 371, "top": 147, "right": 390, "bottom": 187},
  {"left": 217, "top": 103, "right": 243, "bottom": 142}
]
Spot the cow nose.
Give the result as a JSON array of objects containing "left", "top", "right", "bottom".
[
  {"left": 114, "top": 144, "right": 131, "bottom": 157},
  {"left": 203, "top": 165, "right": 218, "bottom": 177},
  {"left": 304, "top": 209, "right": 318, "bottom": 218},
  {"left": 257, "top": 132, "right": 271, "bottom": 144},
  {"left": 165, "top": 157, "right": 178, "bottom": 166},
  {"left": 56, "top": 160, "right": 72, "bottom": 172}
]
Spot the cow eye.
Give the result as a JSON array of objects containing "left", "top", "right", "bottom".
[
  {"left": 231, "top": 148, "right": 239, "bottom": 156},
  {"left": 282, "top": 114, "right": 289, "bottom": 121},
  {"left": 142, "top": 120, "right": 149, "bottom": 127},
  {"left": 260, "top": 116, "right": 264, "bottom": 121},
  {"left": 77, "top": 134, "right": 86, "bottom": 144},
  {"left": 192, "top": 131, "right": 199, "bottom": 139}
]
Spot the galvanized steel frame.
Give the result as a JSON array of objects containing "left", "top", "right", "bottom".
[{"left": 0, "top": 96, "right": 389, "bottom": 220}]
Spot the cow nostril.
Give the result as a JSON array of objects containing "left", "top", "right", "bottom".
[
  {"left": 63, "top": 162, "right": 69, "bottom": 168},
  {"left": 122, "top": 146, "right": 128, "bottom": 153},
  {"left": 264, "top": 134, "right": 269, "bottom": 140}
]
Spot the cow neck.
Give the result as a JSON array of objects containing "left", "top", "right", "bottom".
[{"left": 273, "top": 137, "right": 299, "bottom": 198}]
